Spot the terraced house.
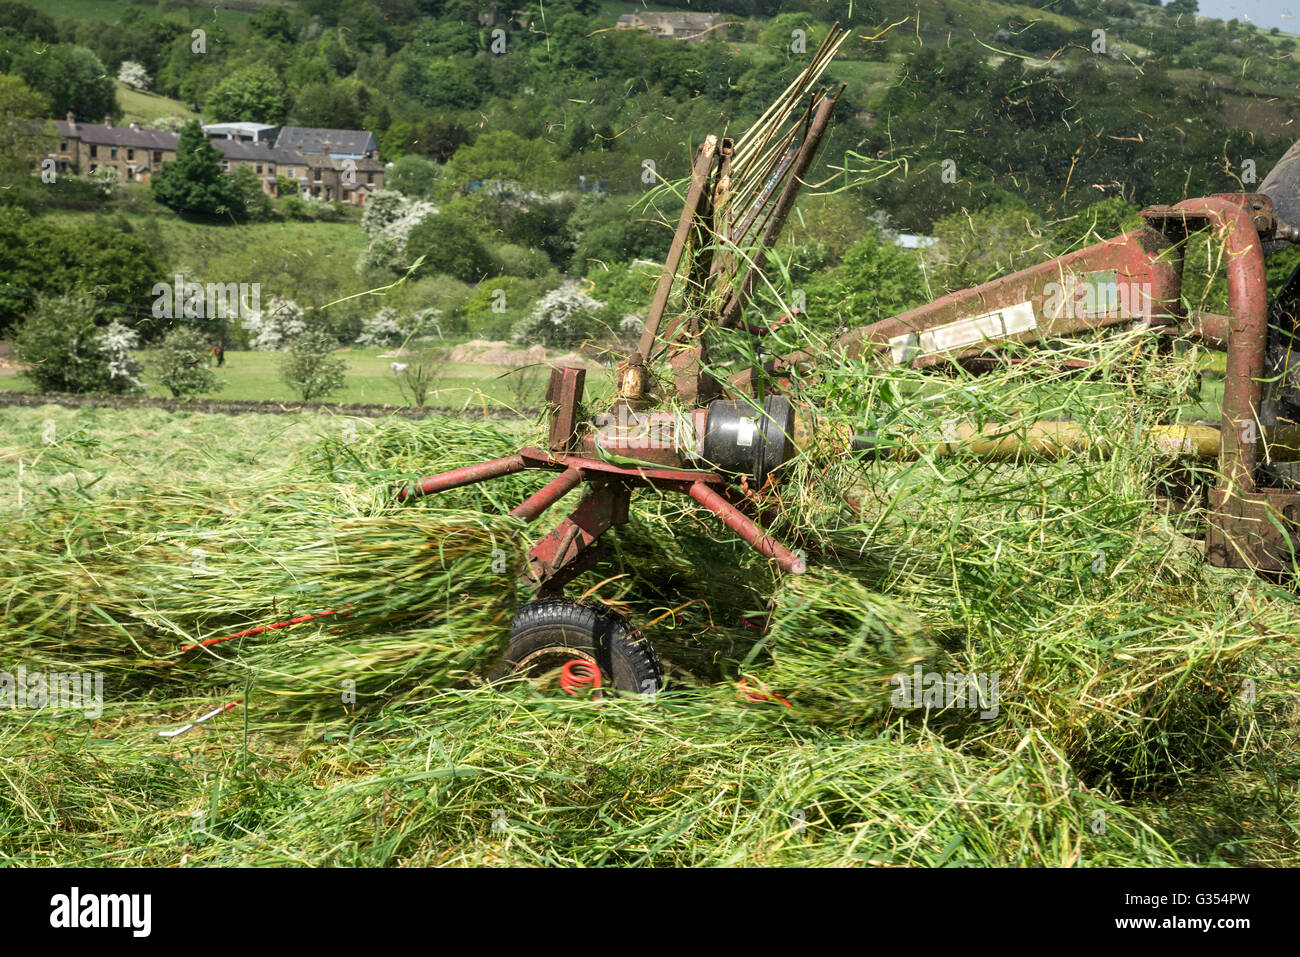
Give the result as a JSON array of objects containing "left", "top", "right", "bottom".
[
  {"left": 51, "top": 113, "right": 176, "bottom": 183},
  {"left": 40, "top": 118, "right": 384, "bottom": 204},
  {"left": 274, "top": 126, "right": 384, "bottom": 204}
]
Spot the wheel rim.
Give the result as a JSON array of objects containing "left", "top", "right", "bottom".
[{"left": 510, "top": 646, "right": 605, "bottom": 693}]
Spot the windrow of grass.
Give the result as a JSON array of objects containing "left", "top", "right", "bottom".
[{"left": 0, "top": 318, "right": 1298, "bottom": 864}]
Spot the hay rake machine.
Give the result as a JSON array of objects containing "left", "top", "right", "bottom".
[{"left": 398, "top": 26, "right": 1300, "bottom": 692}]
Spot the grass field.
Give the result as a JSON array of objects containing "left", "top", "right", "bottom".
[
  {"left": 2, "top": 324, "right": 1299, "bottom": 866},
  {"left": 114, "top": 81, "right": 197, "bottom": 126},
  {"left": 0, "top": 347, "right": 576, "bottom": 408}
]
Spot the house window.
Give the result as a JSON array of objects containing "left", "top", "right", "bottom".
[
  {"left": 152, "top": 151, "right": 161, "bottom": 164},
  {"left": 221, "top": 160, "right": 229, "bottom": 172},
  {"left": 110, "top": 147, "right": 118, "bottom": 160},
  {"left": 89, "top": 163, "right": 97, "bottom": 172},
  {"left": 286, "top": 167, "right": 294, "bottom": 176},
  {"left": 59, "top": 141, "right": 67, "bottom": 152},
  {"left": 367, "top": 173, "right": 374, "bottom": 185},
  {"left": 89, "top": 145, "right": 97, "bottom": 159},
  {"left": 256, "top": 164, "right": 263, "bottom": 174},
  {"left": 313, "top": 168, "right": 322, "bottom": 182},
  {"left": 127, "top": 149, "right": 134, "bottom": 161}
]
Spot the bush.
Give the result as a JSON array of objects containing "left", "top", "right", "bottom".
[
  {"left": 567, "top": 195, "right": 672, "bottom": 273},
  {"left": 386, "top": 155, "right": 442, "bottom": 199},
  {"left": 232, "top": 165, "right": 274, "bottom": 222},
  {"left": 511, "top": 285, "right": 605, "bottom": 348},
  {"left": 406, "top": 213, "right": 497, "bottom": 283},
  {"left": 391, "top": 347, "right": 446, "bottom": 408},
  {"left": 279, "top": 328, "right": 348, "bottom": 400},
  {"left": 354, "top": 307, "right": 405, "bottom": 347},
  {"left": 13, "top": 296, "right": 143, "bottom": 394},
  {"left": 244, "top": 297, "right": 307, "bottom": 352},
  {"left": 154, "top": 326, "right": 222, "bottom": 397}
]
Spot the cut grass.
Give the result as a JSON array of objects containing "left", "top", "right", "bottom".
[{"left": 1, "top": 318, "right": 1299, "bottom": 866}]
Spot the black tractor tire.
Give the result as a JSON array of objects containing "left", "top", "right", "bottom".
[{"left": 495, "top": 598, "right": 661, "bottom": 695}]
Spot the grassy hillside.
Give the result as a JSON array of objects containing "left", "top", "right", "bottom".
[
  {"left": 114, "top": 80, "right": 196, "bottom": 126},
  {"left": 41, "top": 0, "right": 255, "bottom": 27}
]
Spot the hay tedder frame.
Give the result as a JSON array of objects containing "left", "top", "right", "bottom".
[{"left": 396, "top": 27, "right": 1300, "bottom": 687}]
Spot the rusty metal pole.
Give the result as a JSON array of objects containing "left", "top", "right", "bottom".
[
  {"left": 397, "top": 454, "right": 527, "bottom": 501},
  {"left": 1171, "top": 197, "right": 1268, "bottom": 493},
  {"left": 510, "top": 467, "right": 584, "bottom": 522},
  {"left": 688, "top": 480, "right": 807, "bottom": 574},
  {"left": 637, "top": 136, "right": 719, "bottom": 359}
]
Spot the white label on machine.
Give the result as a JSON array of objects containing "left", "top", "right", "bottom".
[
  {"left": 736, "top": 417, "right": 756, "bottom": 447},
  {"left": 889, "top": 301, "right": 1037, "bottom": 364}
]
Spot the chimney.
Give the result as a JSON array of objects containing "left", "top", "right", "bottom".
[
  {"left": 104, "top": 114, "right": 112, "bottom": 128},
  {"left": 129, "top": 122, "right": 138, "bottom": 130},
  {"left": 65, "top": 111, "right": 76, "bottom": 132}
]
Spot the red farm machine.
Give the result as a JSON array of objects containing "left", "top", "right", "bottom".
[{"left": 398, "top": 27, "right": 1300, "bottom": 693}]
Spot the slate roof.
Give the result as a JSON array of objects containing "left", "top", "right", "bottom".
[
  {"left": 55, "top": 121, "right": 178, "bottom": 151},
  {"left": 274, "top": 126, "right": 377, "bottom": 157}
]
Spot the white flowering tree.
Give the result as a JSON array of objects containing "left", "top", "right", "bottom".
[
  {"left": 354, "top": 307, "right": 405, "bottom": 347},
  {"left": 511, "top": 285, "right": 605, "bottom": 348},
  {"left": 117, "top": 61, "right": 151, "bottom": 91},
  {"left": 97, "top": 321, "right": 144, "bottom": 393},
  {"left": 88, "top": 164, "right": 121, "bottom": 199},
  {"left": 243, "top": 297, "right": 307, "bottom": 351},
  {"left": 357, "top": 190, "right": 438, "bottom": 273}
]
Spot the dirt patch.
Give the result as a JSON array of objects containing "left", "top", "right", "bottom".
[
  {"left": 0, "top": 340, "right": 23, "bottom": 377},
  {"left": 446, "top": 339, "right": 604, "bottom": 370}
]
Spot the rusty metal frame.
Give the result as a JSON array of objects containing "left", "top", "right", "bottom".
[{"left": 739, "top": 191, "right": 1297, "bottom": 576}]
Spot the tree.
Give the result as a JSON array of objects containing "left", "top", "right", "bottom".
[
  {"left": 11, "top": 44, "right": 116, "bottom": 121},
  {"left": 232, "top": 164, "right": 273, "bottom": 221},
  {"left": 567, "top": 195, "right": 672, "bottom": 272},
  {"left": 155, "top": 326, "right": 222, "bottom": 397},
  {"left": 386, "top": 155, "right": 441, "bottom": 199},
  {"left": 802, "top": 231, "right": 926, "bottom": 330},
  {"left": 14, "top": 296, "right": 143, "bottom": 394},
  {"left": 250, "top": 6, "right": 295, "bottom": 45},
  {"left": 405, "top": 117, "right": 469, "bottom": 163},
  {"left": 0, "top": 75, "right": 51, "bottom": 176},
  {"left": 117, "top": 61, "right": 151, "bottom": 92},
  {"left": 0, "top": 1, "right": 57, "bottom": 42},
  {"left": 151, "top": 120, "right": 244, "bottom": 217},
  {"left": 205, "top": 64, "right": 286, "bottom": 124},
  {"left": 0, "top": 210, "right": 161, "bottom": 334},
  {"left": 280, "top": 328, "right": 348, "bottom": 400},
  {"left": 928, "top": 201, "right": 1050, "bottom": 294},
  {"left": 415, "top": 59, "right": 478, "bottom": 110},
  {"left": 511, "top": 285, "right": 605, "bottom": 347},
  {"left": 405, "top": 213, "right": 497, "bottom": 282},
  {"left": 444, "top": 130, "right": 557, "bottom": 187},
  {"left": 245, "top": 297, "right": 307, "bottom": 351}
]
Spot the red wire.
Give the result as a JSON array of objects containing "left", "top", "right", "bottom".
[{"left": 181, "top": 606, "right": 351, "bottom": 652}]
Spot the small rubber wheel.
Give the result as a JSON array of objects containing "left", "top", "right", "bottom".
[{"left": 495, "top": 598, "right": 661, "bottom": 694}]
